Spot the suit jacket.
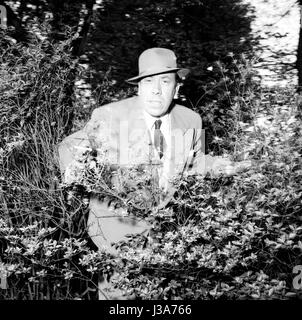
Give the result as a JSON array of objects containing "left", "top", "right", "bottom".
[
  {"left": 58, "top": 96, "right": 204, "bottom": 181},
  {"left": 57, "top": 96, "right": 204, "bottom": 253}
]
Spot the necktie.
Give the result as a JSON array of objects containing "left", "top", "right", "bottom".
[{"left": 154, "top": 119, "right": 165, "bottom": 159}]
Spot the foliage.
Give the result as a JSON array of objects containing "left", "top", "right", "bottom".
[
  {"left": 2, "top": 0, "right": 259, "bottom": 155},
  {"left": 61, "top": 148, "right": 168, "bottom": 217},
  {"left": 1, "top": 7, "right": 302, "bottom": 300},
  {"left": 0, "top": 28, "right": 106, "bottom": 299},
  {"left": 0, "top": 27, "right": 79, "bottom": 185},
  {"left": 55, "top": 87, "right": 302, "bottom": 300},
  {"left": 108, "top": 89, "right": 302, "bottom": 299},
  {"left": 88, "top": 0, "right": 255, "bottom": 96}
]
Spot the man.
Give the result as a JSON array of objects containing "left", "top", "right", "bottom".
[
  {"left": 58, "top": 47, "right": 205, "bottom": 249},
  {"left": 58, "top": 48, "right": 248, "bottom": 298}
]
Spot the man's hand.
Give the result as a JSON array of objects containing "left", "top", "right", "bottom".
[{"left": 231, "top": 159, "right": 253, "bottom": 174}]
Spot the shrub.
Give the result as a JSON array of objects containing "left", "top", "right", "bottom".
[
  {"left": 0, "top": 28, "right": 107, "bottom": 300},
  {"left": 60, "top": 87, "right": 302, "bottom": 300},
  {"left": 1, "top": 26, "right": 301, "bottom": 300},
  {"left": 0, "top": 27, "right": 77, "bottom": 185}
]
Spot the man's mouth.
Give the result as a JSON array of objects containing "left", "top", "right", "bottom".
[{"left": 149, "top": 100, "right": 162, "bottom": 103}]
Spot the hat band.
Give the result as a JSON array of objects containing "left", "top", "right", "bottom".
[
  {"left": 138, "top": 66, "right": 179, "bottom": 78},
  {"left": 126, "top": 67, "right": 189, "bottom": 84}
]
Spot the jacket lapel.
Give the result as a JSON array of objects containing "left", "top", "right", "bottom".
[{"left": 126, "top": 100, "right": 194, "bottom": 179}]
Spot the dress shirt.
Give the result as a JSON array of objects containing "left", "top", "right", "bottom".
[{"left": 143, "top": 110, "right": 171, "bottom": 159}]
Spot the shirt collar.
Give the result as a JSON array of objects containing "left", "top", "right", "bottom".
[{"left": 143, "top": 110, "right": 169, "bottom": 131}]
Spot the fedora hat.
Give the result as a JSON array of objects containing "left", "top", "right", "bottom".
[{"left": 126, "top": 48, "right": 190, "bottom": 84}]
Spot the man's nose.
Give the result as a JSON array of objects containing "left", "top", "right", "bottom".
[{"left": 152, "top": 80, "right": 162, "bottom": 95}]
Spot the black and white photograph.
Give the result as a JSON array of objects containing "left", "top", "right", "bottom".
[{"left": 0, "top": 0, "right": 302, "bottom": 308}]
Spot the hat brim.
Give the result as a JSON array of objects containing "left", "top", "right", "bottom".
[{"left": 125, "top": 68, "right": 190, "bottom": 85}]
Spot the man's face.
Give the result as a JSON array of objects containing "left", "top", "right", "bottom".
[{"left": 138, "top": 73, "right": 180, "bottom": 117}]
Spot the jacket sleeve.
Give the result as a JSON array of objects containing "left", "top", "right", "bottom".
[
  {"left": 57, "top": 106, "right": 111, "bottom": 176},
  {"left": 57, "top": 128, "right": 91, "bottom": 175}
]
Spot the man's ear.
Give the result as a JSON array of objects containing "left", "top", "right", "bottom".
[{"left": 174, "top": 83, "right": 181, "bottom": 99}]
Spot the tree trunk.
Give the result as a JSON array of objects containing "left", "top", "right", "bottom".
[
  {"left": 297, "top": 1, "right": 302, "bottom": 91},
  {"left": 47, "top": 0, "right": 96, "bottom": 135},
  {"left": 71, "top": 0, "right": 95, "bottom": 56}
]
